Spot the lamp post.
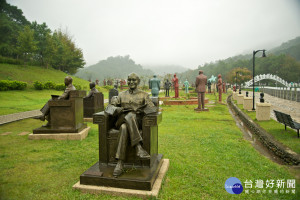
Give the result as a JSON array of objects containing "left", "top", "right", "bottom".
[{"left": 252, "top": 49, "right": 266, "bottom": 110}]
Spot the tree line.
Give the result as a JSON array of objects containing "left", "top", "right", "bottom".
[{"left": 0, "top": 0, "right": 85, "bottom": 74}]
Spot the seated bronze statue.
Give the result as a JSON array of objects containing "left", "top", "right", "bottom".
[
  {"left": 104, "top": 73, "right": 157, "bottom": 177},
  {"left": 34, "top": 76, "right": 76, "bottom": 126},
  {"left": 84, "top": 82, "right": 99, "bottom": 98}
]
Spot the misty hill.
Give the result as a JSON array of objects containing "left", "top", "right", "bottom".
[
  {"left": 143, "top": 65, "right": 188, "bottom": 76},
  {"left": 178, "top": 36, "right": 300, "bottom": 84},
  {"left": 75, "top": 55, "right": 154, "bottom": 82}
]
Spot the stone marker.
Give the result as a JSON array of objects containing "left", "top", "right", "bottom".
[
  {"left": 233, "top": 91, "right": 238, "bottom": 100},
  {"left": 237, "top": 93, "right": 244, "bottom": 105},
  {"left": 1, "top": 132, "right": 12, "bottom": 135},
  {"left": 256, "top": 93, "right": 271, "bottom": 121}
]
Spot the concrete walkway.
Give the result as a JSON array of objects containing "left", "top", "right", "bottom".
[
  {"left": 0, "top": 99, "right": 110, "bottom": 125},
  {"left": 0, "top": 110, "right": 42, "bottom": 125}
]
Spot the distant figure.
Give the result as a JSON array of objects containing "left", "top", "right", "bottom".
[
  {"left": 195, "top": 70, "right": 207, "bottom": 110},
  {"left": 172, "top": 74, "right": 179, "bottom": 98},
  {"left": 95, "top": 79, "right": 99, "bottom": 85},
  {"left": 109, "top": 84, "right": 119, "bottom": 103},
  {"left": 149, "top": 75, "right": 160, "bottom": 97},
  {"left": 34, "top": 76, "right": 76, "bottom": 126},
  {"left": 222, "top": 82, "right": 226, "bottom": 93},
  {"left": 164, "top": 79, "right": 172, "bottom": 97},
  {"left": 85, "top": 82, "right": 99, "bottom": 98},
  {"left": 217, "top": 74, "right": 223, "bottom": 102},
  {"left": 208, "top": 81, "right": 212, "bottom": 93},
  {"left": 233, "top": 85, "right": 236, "bottom": 92},
  {"left": 103, "top": 79, "right": 106, "bottom": 86},
  {"left": 183, "top": 79, "right": 189, "bottom": 94}
]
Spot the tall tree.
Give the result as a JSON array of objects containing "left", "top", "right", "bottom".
[{"left": 16, "top": 25, "right": 37, "bottom": 62}]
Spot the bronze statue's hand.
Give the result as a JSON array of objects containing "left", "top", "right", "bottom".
[{"left": 115, "top": 107, "right": 124, "bottom": 114}]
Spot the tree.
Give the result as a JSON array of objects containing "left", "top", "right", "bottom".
[
  {"left": 16, "top": 25, "right": 37, "bottom": 62},
  {"left": 226, "top": 67, "right": 252, "bottom": 86}
]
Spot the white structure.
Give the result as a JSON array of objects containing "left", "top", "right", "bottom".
[{"left": 244, "top": 74, "right": 298, "bottom": 88}]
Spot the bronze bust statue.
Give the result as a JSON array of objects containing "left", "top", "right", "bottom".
[
  {"left": 104, "top": 72, "right": 157, "bottom": 177},
  {"left": 84, "top": 82, "right": 99, "bottom": 98}
]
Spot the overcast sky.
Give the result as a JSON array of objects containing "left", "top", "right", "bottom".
[{"left": 8, "top": 0, "right": 300, "bottom": 69}]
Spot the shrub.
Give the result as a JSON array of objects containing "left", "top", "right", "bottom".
[
  {"left": 0, "top": 56, "right": 24, "bottom": 65},
  {"left": 33, "top": 81, "right": 44, "bottom": 90},
  {"left": 73, "top": 84, "right": 82, "bottom": 90},
  {"left": 103, "top": 85, "right": 114, "bottom": 90},
  {"left": 43, "top": 81, "right": 56, "bottom": 90},
  {"left": 0, "top": 80, "right": 27, "bottom": 91},
  {"left": 55, "top": 84, "right": 65, "bottom": 91}
]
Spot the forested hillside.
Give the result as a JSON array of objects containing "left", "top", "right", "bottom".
[
  {"left": 75, "top": 55, "right": 154, "bottom": 82},
  {"left": 179, "top": 36, "right": 300, "bottom": 84},
  {"left": 0, "top": 0, "right": 85, "bottom": 74}
]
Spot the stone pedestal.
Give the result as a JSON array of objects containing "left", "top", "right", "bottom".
[
  {"left": 243, "top": 97, "right": 253, "bottom": 110},
  {"left": 256, "top": 102, "right": 271, "bottom": 121},
  {"left": 233, "top": 92, "right": 238, "bottom": 100},
  {"left": 84, "top": 92, "right": 104, "bottom": 118},
  {"left": 237, "top": 94, "right": 244, "bottom": 105}
]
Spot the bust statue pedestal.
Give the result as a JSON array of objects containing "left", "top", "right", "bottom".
[
  {"left": 243, "top": 97, "right": 253, "bottom": 110},
  {"left": 237, "top": 94, "right": 244, "bottom": 105},
  {"left": 256, "top": 102, "right": 271, "bottom": 121}
]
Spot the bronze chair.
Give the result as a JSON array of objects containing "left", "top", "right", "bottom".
[
  {"left": 93, "top": 111, "right": 162, "bottom": 167},
  {"left": 83, "top": 92, "right": 104, "bottom": 118},
  {"left": 33, "top": 90, "right": 86, "bottom": 134}
]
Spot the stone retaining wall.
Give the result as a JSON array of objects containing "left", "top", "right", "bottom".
[{"left": 227, "top": 94, "right": 300, "bottom": 165}]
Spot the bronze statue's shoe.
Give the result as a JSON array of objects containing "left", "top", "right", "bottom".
[
  {"left": 136, "top": 144, "right": 150, "bottom": 160},
  {"left": 113, "top": 160, "right": 124, "bottom": 178},
  {"left": 42, "top": 122, "right": 50, "bottom": 127},
  {"left": 33, "top": 115, "right": 45, "bottom": 121}
]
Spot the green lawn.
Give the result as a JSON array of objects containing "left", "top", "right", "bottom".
[
  {"left": 0, "top": 98, "right": 299, "bottom": 199},
  {"left": 0, "top": 89, "right": 109, "bottom": 115},
  {"left": 236, "top": 103, "right": 300, "bottom": 154}
]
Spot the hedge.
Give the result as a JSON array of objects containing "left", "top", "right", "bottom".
[{"left": 0, "top": 80, "right": 27, "bottom": 91}]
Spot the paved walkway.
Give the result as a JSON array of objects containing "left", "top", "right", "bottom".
[
  {"left": 241, "top": 91, "right": 300, "bottom": 123},
  {"left": 0, "top": 99, "right": 110, "bottom": 125},
  {"left": 0, "top": 110, "right": 42, "bottom": 125}
]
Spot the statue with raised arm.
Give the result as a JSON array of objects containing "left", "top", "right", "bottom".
[{"left": 104, "top": 72, "right": 157, "bottom": 177}]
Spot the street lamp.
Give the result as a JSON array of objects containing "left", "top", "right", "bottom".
[{"left": 252, "top": 49, "right": 266, "bottom": 110}]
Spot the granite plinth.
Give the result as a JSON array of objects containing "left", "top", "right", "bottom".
[
  {"left": 256, "top": 102, "right": 271, "bottom": 121},
  {"left": 232, "top": 92, "right": 238, "bottom": 100},
  {"left": 243, "top": 97, "right": 253, "bottom": 110},
  {"left": 73, "top": 159, "right": 169, "bottom": 198},
  {"left": 237, "top": 94, "right": 244, "bottom": 105},
  {"left": 28, "top": 127, "right": 90, "bottom": 140},
  {"left": 79, "top": 154, "right": 163, "bottom": 191}
]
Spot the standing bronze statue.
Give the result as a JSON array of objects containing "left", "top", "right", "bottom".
[
  {"left": 164, "top": 79, "right": 171, "bottom": 97},
  {"left": 217, "top": 74, "right": 223, "bottom": 102},
  {"left": 149, "top": 75, "right": 160, "bottom": 97},
  {"left": 195, "top": 70, "right": 208, "bottom": 111},
  {"left": 172, "top": 74, "right": 179, "bottom": 98},
  {"left": 104, "top": 73, "right": 157, "bottom": 177},
  {"left": 34, "top": 76, "right": 76, "bottom": 126}
]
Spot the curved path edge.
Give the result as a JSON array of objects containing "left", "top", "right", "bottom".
[{"left": 227, "top": 94, "right": 300, "bottom": 165}]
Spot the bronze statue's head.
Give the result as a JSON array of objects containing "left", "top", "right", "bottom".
[
  {"left": 90, "top": 82, "right": 96, "bottom": 89},
  {"left": 174, "top": 74, "right": 176, "bottom": 77},
  {"left": 127, "top": 73, "right": 140, "bottom": 90},
  {"left": 199, "top": 70, "right": 203, "bottom": 75},
  {"left": 64, "top": 76, "right": 73, "bottom": 86},
  {"left": 218, "top": 74, "right": 221, "bottom": 78}
]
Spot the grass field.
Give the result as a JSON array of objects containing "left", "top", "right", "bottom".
[
  {"left": 0, "top": 94, "right": 299, "bottom": 199},
  {"left": 236, "top": 103, "right": 300, "bottom": 154},
  {"left": 0, "top": 89, "right": 109, "bottom": 116}
]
